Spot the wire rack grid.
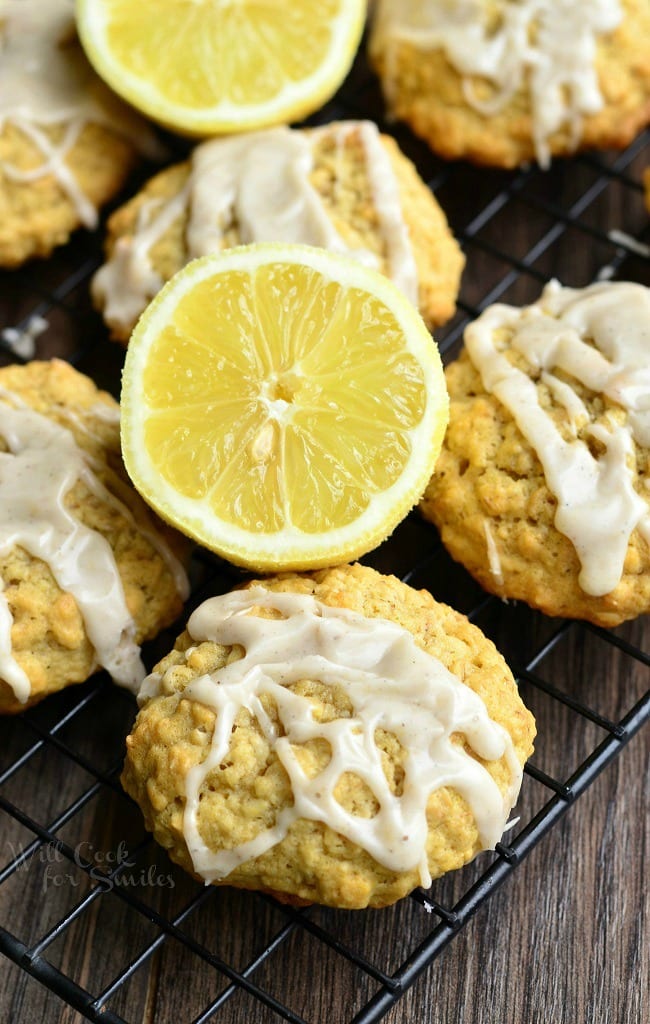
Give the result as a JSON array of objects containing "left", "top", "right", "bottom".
[{"left": 0, "top": 45, "right": 649, "bottom": 1024}]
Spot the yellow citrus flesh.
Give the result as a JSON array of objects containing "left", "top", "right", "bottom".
[
  {"left": 75, "top": 0, "right": 367, "bottom": 134},
  {"left": 121, "top": 244, "right": 449, "bottom": 571}
]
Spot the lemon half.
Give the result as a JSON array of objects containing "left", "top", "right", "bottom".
[
  {"left": 121, "top": 243, "right": 448, "bottom": 571},
  {"left": 76, "top": 0, "right": 367, "bottom": 135}
]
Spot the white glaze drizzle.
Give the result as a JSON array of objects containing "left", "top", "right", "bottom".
[
  {"left": 540, "top": 370, "right": 589, "bottom": 436},
  {"left": 0, "top": 388, "right": 187, "bottom": 702},
  {"left": 352, "top": 121, "right": 419, "bottom": 302},
  {"left": 92, "top": 122, "right": 419, "bottom": 332},
  {"left": 83, "top": 459, "right": 190, "bottom": 604},
  {"left": 371, "top": 0, "right": 622, "bottom": 167},
  {"left": 483, "top": 520, "right": 504, "bottom": 586},
  {"left": 3, "top": 383, "right": 189, "bottom": 603},
  {"left": 464, "top": 280, "right": 650, "bottom": 596},
  {"left": 596, "top": 261, "right": 617, "bottom": 283},
  {"left": 96, "top": 187, "right": 191, "bottom": 331},
  {"left": 141, "top": 587, "right": 523, "bottom": 888},
  {"left": 0, "top": 0, "right": 162, "bottom": 227},
  {"left": 53, "top": 409, "right": 190, "bottom": 604},
  {"left": 1, "top": 314, "right": 48, "bottom": 360},
  {"left": 607, "top": 230, "right": 650, "bottom": 259},
  {"left": 0, "top": 578, "right": 30, "bottom": 699}
]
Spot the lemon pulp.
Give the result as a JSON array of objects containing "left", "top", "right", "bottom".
[
  {"left": 121, "top": 244, "right": 448, "bottom": 570},
  {"left": 76, "top": 0, "right": 367, "bottom": 133}
]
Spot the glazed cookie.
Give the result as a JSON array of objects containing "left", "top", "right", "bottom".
[
  {"left": 369, "top": 0, "right": 650, "bottom": 169},
  {"left": 122, "top": 563, "right": 535, "bottom": 910},
  {"left": 92, "top": 120, "right": 465, "bottom": 342},
  {"left": 0, "top": 0, "right": 163, "bottom": 268},
  {"left": 420, "top": 281, "right": 650, "bottom": 627},
  {"left": 0, "top": 360, "right": 189, "bottom": 714}
]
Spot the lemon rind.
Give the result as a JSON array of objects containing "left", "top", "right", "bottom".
[
  {"left": 76, "top": 0, "right": 367, "bottom": 134},
  {"left": 121, "top": 243, "right": 448, "bottom": 572}
]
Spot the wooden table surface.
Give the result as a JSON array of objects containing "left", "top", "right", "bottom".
[
  {"left": 0, "top": 612, "right": 647, "bottom": 1024},
  {"left": 0, "top": 47, "right": 649, "bottom": 1024}
]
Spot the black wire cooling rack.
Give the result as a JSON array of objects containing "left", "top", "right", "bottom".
[{"left": 0, "top": 43, "right": 649, "bottom": 1024}]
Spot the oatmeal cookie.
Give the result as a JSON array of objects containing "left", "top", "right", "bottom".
[
  {"left": 92, "top": 121, "right": 464, "bottom": 342},
  {"left": 0, "top": 360, "right": 188, "bottom": 714},
  {"left": 0, "top": 0, "right": 162, "bottom": 268},
  {"left": 420, "top": 280, "right": 650, "bottom": 626},
  {"left": 369, "top": 0, "right": 650, "bottom": 169},
  {"left": 122, "top": 563, "right": 535, "bottom": 909}
]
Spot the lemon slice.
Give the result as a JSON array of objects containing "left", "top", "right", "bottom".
[
  {"left": 121, "top": 243, "right": 448, "bottom": 571},
  {"left": 75, "top": 0, "right": 367, "bottom": 135}
]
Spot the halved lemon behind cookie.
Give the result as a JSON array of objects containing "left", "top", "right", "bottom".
[
  {"left": 121, "top": 244, "right": 448, "bottom": 571},
  {"left": 75, "top": 0, "right": 366, "bottom": 135}
]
